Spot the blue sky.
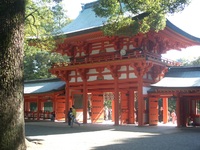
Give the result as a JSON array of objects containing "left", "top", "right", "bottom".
[{"left": 63, "top": 0, "right": 200, "bottom": 61}]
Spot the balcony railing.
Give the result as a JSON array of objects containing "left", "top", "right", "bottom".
[{"left": 52, "top": 51, "right": 181, "bottom": 68}]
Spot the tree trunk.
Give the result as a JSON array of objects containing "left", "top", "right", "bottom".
[{"left": 0, "top": 0, "right": 26, "bottom": 149}]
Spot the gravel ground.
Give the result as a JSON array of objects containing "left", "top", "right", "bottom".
[{"left": 25, "top": 121, "right": 200, "bottom": 150}]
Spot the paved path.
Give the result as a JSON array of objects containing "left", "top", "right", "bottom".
[{"left": 25, "top": 121, "right": 200, "bottom": 150}]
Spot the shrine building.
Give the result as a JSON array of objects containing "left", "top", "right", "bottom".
[
  {"left": 149, "top": 66, "right": 200, "bottom": 127},
  {"left": 24, "top": 78, "right": 66, "bottom": 121},
  {"left": 24, "top": 2, "right": 200, "bottom": 127}
]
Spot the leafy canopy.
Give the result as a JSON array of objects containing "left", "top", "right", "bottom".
[
  {"left": 178, "top": 56, "right": 200, "bottom": 67},
  {"left": 25, "top": 0, "right": 70, "bottom": 50},
  {"left": 24, "top": 47, "right": 69, "bottom": 80},
  {"left": 93, "top": 0, "right": 191, "bottom": 36},
  {"left": 24, "top": 0, "right": 70, "bottom": 80}
]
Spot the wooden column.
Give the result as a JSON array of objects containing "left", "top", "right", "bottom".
[
  {"left": 163, "top": 97, "right": 168, "bottom": 124},
  {"left": 108, "top": 65, "right": 120, "bottom": 125},
  {"left": 41, "top": 102, "right": 44, "bottom": 112},
  {"left": 131, "top": 61, "right": 153, "bottom": 126},
  {"left": 24, "top": 101, "right": 29, "bottom": 111},
  {"left": 137, "top": 76, "right": 144, "bottom": 126},
  {"left": 112, "top": 95, "right": 115, "bottom": 121},
  {"left": 78, "top": 68, "right": 89, "bottom": 124},
  {"left": 52, "top": 95, "right": 55, "bottom": 111},
  {"left": 128, "top": 89, "right": 135, "bottom": 124},
  {"left": 27, "top": 102, "right": 30, "bottom": 111},
  {"left": 114, "top": 77, "right": 119, "bottom": 125},
  {"left": 83, "top": 80, "right": 88, "bottom": 124},
  {"left": 37, "top": 97, "right": 40, "bottom": 120},
  {"left": 176, "top": 95, "right": 181, "bottom": 127},
  {"left": 65, "top": 80, "right": 70, "bottom": 122},
  {"left": 59, "top": 71, "right": 70, "bottom": 123}
]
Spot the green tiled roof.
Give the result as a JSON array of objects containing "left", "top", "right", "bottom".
[
  {"left": 58, "top": 1, "right": 200, "bottom": 43},
  {"left": 151, "top": 66, "right": 200, "bottom": 88},
  {"left": 59, "top": 1, "right": 107, "bottom": 35},
  {"left": 165, "top": 66, "right": 200, "bottom": 77},
  {"left": 152, "top": 77, "right": 200, "bottom": 88},
  {"left": 24, "top": 78, "right": 65, "bottom": 94}
]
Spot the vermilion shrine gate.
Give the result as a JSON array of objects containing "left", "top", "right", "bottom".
[{"left": 24, "top": 2, "right": 200, "bottom": 127}]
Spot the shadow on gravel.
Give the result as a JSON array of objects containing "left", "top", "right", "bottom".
[
  {"left": 25, "top": 121, "right": 200, "bottom": 150},
  {"left": 25, "top": 120, "right": 194, "bottom": 137}
]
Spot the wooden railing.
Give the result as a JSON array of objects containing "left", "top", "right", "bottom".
[
  {"left": 52, "top": 51, "right": 181, "bottom": 68},
  {"left": 24, "top": 111, "right": 53, "bottom": 120}
]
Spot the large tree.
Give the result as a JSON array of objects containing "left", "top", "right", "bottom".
[
  {"left": 93, "top": 0, "right": 191, "bottom": 36},
  {"left": 0, "top": 0, "right": 66, "bottom": 149},
  {"left": 0, "top": 0, "right": 26, "bottom": 149}
]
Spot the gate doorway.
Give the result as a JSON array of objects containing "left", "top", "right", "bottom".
[
  {"left": 91, "top": 93, "right": 104, "bottom": 123},
  {"left": 104, "top": 92, "right": 113, "bottom": 121}
]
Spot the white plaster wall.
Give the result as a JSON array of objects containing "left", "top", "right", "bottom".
[
  {"left": 129, "top": 66, "right": 134, "bottom": 70},
  {"left": 70, "top": 71, "right": 76, "bottom": 76},
  {"left": 70, "top": 77, "right": 75, "bottom": 83},
  {"left": 88, "top": 76, "right": 97, "bottom": 81},
  {"left": 119, "top": 66, "right": 127, "bottom": 71},
  {"left": 91, "top": 50, "right": 99, "bottom": 55},
  {"left": 104, "top": 75, "right": 114, "bottom": 80},
  {"left": 102, "top": 68, "right": 110, "bottom": 73},
  {"left": 106, "top": 47, "right": 116, "bottom": 52},
  {"left": 87, "top": 69, "right": 98, "bottom": 74},
  {"left": 119, "top": 73, "right": 127, "bottom": 79},
  {"left": 129, "top": 73, "right": 137, "bottom": 78},
  {"left": 81, "top": 52, "right": 85, "bottom": 56},
  {"left": 77, "top": 77, "right": 83, "bottom": 82}
]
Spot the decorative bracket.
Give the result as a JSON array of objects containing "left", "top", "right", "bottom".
[
  {"left": 108, "top": 37, "right": 124, "bottom": 51},
  {"left": 71, "top": 41, "right": 90, "bottom": 55},
  {"left": 96, "top": 67, "right": 105, "bottom": 80},
  {"left": 107, "top": 65, "right": 121, "bottom": 78},
  {"left": 55, "top": 70, "right": 70, "bottom": 82},
  {"left": 151, "top": 65, "right": 168, "bottom": 82},
  {"left": 131, "top": 61, "right": 153, "bottom": 77},
  {"left": 77, "top": 68, "right": 89, "bottom": 81}
]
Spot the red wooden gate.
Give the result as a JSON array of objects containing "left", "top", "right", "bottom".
[
  {"left": 149, "top": 98, "right": 158, "bottom": 125},
  {"left": 56, "top": 98, "right": 65, "bottom": 121},
  {"left": 121, "top": 92, "right": 129, "bottom": 124},
  {"left": 91, "top": 93, "right": 104, "bottom": 123}
]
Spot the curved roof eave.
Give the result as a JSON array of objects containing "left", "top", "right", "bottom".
[
  {"left": 56, "top": 2, "right": 200, "bottom": 44},
  {"left": 151, "top": 77, "right": 200, "bottom": 88},
  {"left": 24, "top": 78, "right": 66, "bottom": 94},
  {"left": 166, "top": 20, "right": 200, "bottom": 43},
  {"left": 150, "top": 66, "right": 200, "bottom": 88}
]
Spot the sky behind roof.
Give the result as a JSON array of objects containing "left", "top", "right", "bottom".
[{"left": 63, "top": 0, "right": 200, "bottom": 61}]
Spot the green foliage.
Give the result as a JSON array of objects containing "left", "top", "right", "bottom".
[
  {"left": 178, "top": 56, "right": 200, "bottom": 66},
  {"left": 104, "top": 100, "right": 112, "bottom": 109},
  {"left": 176, "top": 58, "right": 190, "bottom": 66},
  {"left": 93, "top": 0, "right": 191, "bottom": 36},
  {"left": 190, "top": 57, "right": 200, "bottom": 66},
  {"left": 168, "top": 98, "right": 176, "bottom": 113},
  {"left": 25, "top": 0, "right": 71, "bottom": 50},
  {"left": 24, "top": 0, "right": 71, "bottom": 80},
  {"left": 24, "top": 46, "right": 69, "bottom": 80}
]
